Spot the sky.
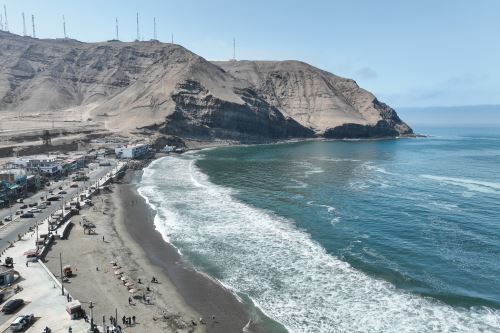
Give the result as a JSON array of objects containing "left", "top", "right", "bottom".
[{"left": 1, "top": 0, "right": 500, "bottom": 108}]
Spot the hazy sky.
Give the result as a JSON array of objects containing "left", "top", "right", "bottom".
[{"left": 1, "top": 0, "right": 499, "bottom": 108}]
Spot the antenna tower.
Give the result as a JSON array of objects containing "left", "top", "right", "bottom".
[
  {"left": 4, "top": 5, "right": 8, "bottom": 32},
  {"left": 115, "top": 17, "right": 119, "bottom": 40},
  {"left": 171, "top": 33, "right": 173, "bottom": 44},
  {"left": 0, "top": 10, "right": 3, "bottom": 30},
  {"left": 153, "top": 17, "right": 157, "bottom": 40},
  {"left": 233, "top": 37, "right": 236, "bottom": 60},
  {"left": 136, "top": 12, "right": 139, "bottom": 41},
  {"left": 32, "top": 14, "right": 35, "bottom": 38},
  {"left": 63, "top": 15, "right": 67, "bottom": 38},
  {"left": 22, "top": 12, "right": 26, "bottom": 36}
]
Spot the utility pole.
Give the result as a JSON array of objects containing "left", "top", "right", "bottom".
[
  {"left": 0, "top": 10, "right": 3, "bottom": 30},
  {"left": 32, "top": 14, "right": 36, "bottom": 38},
  {"left": 89, "top": 301, "right": 95, "bottom": 330},
  {"left": 233, "top": 37, "right": 236, "bottom": 60},
  {"left": 171, "top": 33, "right": 173, "bottom": 44},
  {"left": 115, "top": 17, "right": 119, "bottom": 40},
  {"left": 35, "top": 222, "right": 39, "bottom": 253},
  {"left": 59, "top": 252, "right": 64, "bottom": 295},
  {"left": 22, "top": 12, "right": 26, "bottom": 36},
  {"left": 4, "top": 4, "right": 8, "bottom": 32}
]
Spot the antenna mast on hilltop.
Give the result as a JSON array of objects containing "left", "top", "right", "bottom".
[
  {"left": 22, "top": 12, "right": 26, "bottom": 36},
  {"left": 0, "top": 10, "right": 3, "bottom": 30},
  {"left": 115, "top": 17, "right": 119, "bottom": 40},
  {"left": 171, "top": 33, "right": 173, "bottom": 44},
  {"left": 4, "top": 4, "right": 8, "bottom": 32},
  {"left": 153, "top": 17, "right": 157, "bottom": 40},
  {"left": 136, "top": 12, "right": 139, "bottom": 41},
  {"left": 63, "top": 15, "right": 67, "bottom": 38},
  {"left": 32, "top": 14, "right": 36, "bottom": 38},
  {"left": 233, "top": 37, "right": 236, "bottom": 60}
]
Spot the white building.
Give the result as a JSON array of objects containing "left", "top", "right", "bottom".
[{"left": 115, "top": 144, "right": 149, "bottom": 159}]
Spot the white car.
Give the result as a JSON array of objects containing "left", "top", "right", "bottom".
[
  {"left": 10, "top": 314, "right": 33, "bottom": 331},
  {"left": 38, "top": 204, "right": 47, "bottom": 209},
  {"left": 30, "top": 208, "right": 42, "bottom": 213}
]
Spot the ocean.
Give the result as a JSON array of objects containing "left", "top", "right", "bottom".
[{"left": 138, "top": 127, "right": 500, "bottom": 333}]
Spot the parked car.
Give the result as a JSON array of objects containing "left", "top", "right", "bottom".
[
  {"left": 15, "top": 199, "right": 23, "bottom": 203},
  {"left": 15, "top": 210, "right": 23, "bottom": 215},
  {"left": 1, "top": 299, "right": 24, "bottom": 314},
  {"left": 30, "top": 208, "right": 42, "bottom": 213},
  {"left": 58, "top": 191, "right": 67, "bottom": 195},
  {"left": 19, "top": 205, "right": 28, "bottom": 210},
  {"left": 70, "top": 183, "right": 79, "bottom": 188},
  {"left": 9, "top": 313, "right": 33, "bottom": 331},
  {"left": 38, "top": 204, "right": 47, "bottom": 209},
  {"left": 4, "top": 216, "right": 12, "bottom": 222},
  {"left": 20, "top": 212, "right": 34, "bottom": 218},
  {"left": 47, "top": 196, "right": 59, "bottom": 202}
]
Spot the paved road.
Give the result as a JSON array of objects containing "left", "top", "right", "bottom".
[{"left": 0, "top": 161, "right": 117, "bottom": 254}]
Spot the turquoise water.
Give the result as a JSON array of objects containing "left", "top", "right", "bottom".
[{"left": 139, "top": 127, "right": 500, "bottom": 332}]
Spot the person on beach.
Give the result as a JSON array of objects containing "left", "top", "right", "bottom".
[
  {"left": 128, "top": 297, "right": 132, "bottom": 304},
  {"left": 132, "top": 316, "right": 135, "bottom": 324},
  {"left": 122, "top": 316, "right": 126, "bottom": 325}
]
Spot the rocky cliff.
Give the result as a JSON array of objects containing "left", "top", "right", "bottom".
[
  {"left": 214, "top": 60, "right": 412, "bottom": 138},
  {"left": 0, "top": 31, "right": 411, "bottom": 141}
]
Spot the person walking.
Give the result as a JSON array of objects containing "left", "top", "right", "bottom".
[{"left": 132, "top": 316, "right": 135, "bottom": 324}]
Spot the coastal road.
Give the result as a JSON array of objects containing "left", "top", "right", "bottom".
[{"left": 0, "top": 161, "right": 117, "bottom": 255}]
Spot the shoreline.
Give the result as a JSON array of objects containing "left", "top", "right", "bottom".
[{"left": 117, "top": 169, "right": 257, "bottom": 333}]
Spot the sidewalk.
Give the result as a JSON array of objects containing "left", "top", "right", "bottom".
[{"left": 0, "top": 214, "right": 89, "bottom": 332}]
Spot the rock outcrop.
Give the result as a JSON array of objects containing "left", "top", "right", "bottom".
[
  {"left": 0, "top": 31, "right": 411, "bottom": 141},
  {"left": 214, "top": 60, "right": 412, "bottom": 138}
]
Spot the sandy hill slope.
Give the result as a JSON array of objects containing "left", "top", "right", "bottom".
[
  {"left": 213, "top": 60, "right": 412, "bottom": 137},
  {"left": 0, "top": 31, "right": 411, "bottom": 142}
]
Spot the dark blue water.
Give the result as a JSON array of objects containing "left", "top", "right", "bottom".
[{"left": 140, "top": 127, "right": 500, "bottom": 332}]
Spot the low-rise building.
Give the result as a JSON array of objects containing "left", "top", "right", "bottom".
[{"left": 115, "top": 144, "right": 150, "bottom": 159}]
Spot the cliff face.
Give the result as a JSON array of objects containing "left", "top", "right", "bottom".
[
  {"left": 213, "top": 60, "right": 413, "bottom": 138},
  {"left": 0, "top": 31, "right": 411, "bottom": 141}
]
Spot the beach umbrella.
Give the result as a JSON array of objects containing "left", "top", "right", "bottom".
[
  {"left": 114, "top": 270, "right": 122, "bottom": 275},
  {"left": 129, "top": 289, "right": 137, "bottom": 294},
  {"left": 121, "top": 276, "right": 129, "bottom": 281}
]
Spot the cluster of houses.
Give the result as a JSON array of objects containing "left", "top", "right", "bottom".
[
  {"left": 0, "top": 154, "right": 89, "bottom": 208},
  {"left": 0, "top": 141, "right": 160, "bottom": 208}
]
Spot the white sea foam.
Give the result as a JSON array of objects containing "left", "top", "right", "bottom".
[
  {"left": 421, "top": 175, "right": 500, "bottom": 195},
  {"left": 306, "top": 200, "right": 336, "bottom": 213},
  {"left": 139, "top": 156, "right": 500, "bottom": 333}
]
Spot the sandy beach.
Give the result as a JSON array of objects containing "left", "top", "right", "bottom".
[{"left": 43, "top": 168, "right": 253, "bottom": 333}]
